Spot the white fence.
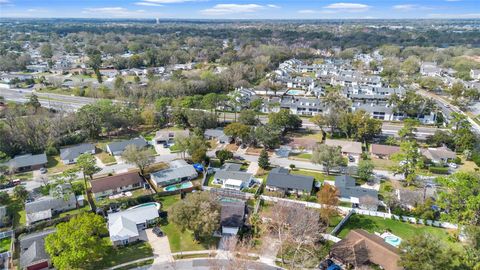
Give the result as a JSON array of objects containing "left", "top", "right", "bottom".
[{"left": 260, "top": 195, "right": 458, "bottom": 230}]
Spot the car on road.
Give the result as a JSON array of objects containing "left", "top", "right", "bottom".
[
  {"left": 448, "top": 162, "right": 458, "bottom": 169},
  {"left": 348, "top": 155, "right": 355, "bottom": 162},
  {"left": 40, "top": 168, "right": 48, "bottom": 174},
  {"left": 152, "top": 226, "right": 164, "bottom": 237}
]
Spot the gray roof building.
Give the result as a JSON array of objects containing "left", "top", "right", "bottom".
[
  {"left": 220, "top": 201, "right": 246, "bottom": 229},
  {"left": 214, "top": 170, "right": 253, "bottom": 183},
  {"left": 1, "top": 153, "right": 47, "bottom": 170},
  {"left": 106, "top": 137, "right": 148, "bottom": 155},
  {"left": 19, "top": 229, "right": 56, "bottom": 270},
  {"left": 266, "top": 167, "right": 314, "bottom": 193},
  {"left": 0, "top": 206, "right": 6, "bottom": 227},
  {"left": 25, "top": 193, "right": 76, "bottom": 225},
  {"left": 334, "top": 175, "right": 378, "bottom": 202},
  {"left": 60, "top": 143, "right": 95, "bottom": 161},
  {"left": 151, "top": 160, "right": 198, "bottom": 187},
  {"left": 204, "top": 129, "right": 231, "bottom": 143}
]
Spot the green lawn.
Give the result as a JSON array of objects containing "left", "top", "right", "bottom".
[
  {"left": 337, "top": 214, "right": 461, "bottom": 250},
  {"left": 326, "top": 215, "right": 343, "bottom": 233},
  {"left": 157, "top": 194, "right": 181, "bottom": 211},
  {"left": 12, "top": 171, "right": 33, "bottom": 181},
  {"left": 46, "top": 155, "right": 75, "bottom": 174},
  {"left": 291, "top": 169, "right": 335, "bottom": 182},
  {"left": 206, "top": 174, "right": 221, "bottom": 188},
  {"left": 58, "top": 205, "right": 90, "bottom": 218},
  {"left": 0, "top": 237, "right": 11, "bottom": 253},
  {"left": 95, "top": 143, "right": 117, "bottom": 165},
  {"left": 371, "top": 157, "right": 397, "bottom": 171},
  {"left": 289, "top": 153, "right": 312, "bottom": 160},
  {"left": 161, "top": 221, "right": 217, "bottom": 253},
  {"left": 91, "top": 241, "right": 153, "bottom": 269}
]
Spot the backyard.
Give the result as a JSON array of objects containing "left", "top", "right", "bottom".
[
  {"left": 0, "top": 237, "right": 11, "bottom": 253},
  {"left": 90, "top": 241, "right": 153, "bottom": 269},
  {"left": 95, "top": 143, "right": 117, "bottom": 165},
  {"left": 291, "top": 169, "right": 335, "bottom": 182},
  {"left": 46, "top": 155, "right": 75, "bottom": 175},
  {"left": 160, "top": 221, "right": 217, "bottom": 253},
  {"left": 337, "top": 214, "right": 462, "bottom": 251}
]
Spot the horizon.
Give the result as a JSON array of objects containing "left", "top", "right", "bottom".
[{"left": 1, "top": 0, "right": 480, "bottom": 20}]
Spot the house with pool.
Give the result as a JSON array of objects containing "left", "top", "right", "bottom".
[
  {"left": 151, "top": 160, "right": 198, "bottom": 188},
  {"left": 90, "top": 172, "right": 145, "bottom": 200},
  {"left": 108, "top": 204, "right": 159, "bottom": 246},
  {"left": 213, "top": 163, "right": 253, "bottom": 191}
]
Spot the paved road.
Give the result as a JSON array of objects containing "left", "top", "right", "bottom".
[{"left": 135, "top": 258, "right": 282, "bottom": 270}]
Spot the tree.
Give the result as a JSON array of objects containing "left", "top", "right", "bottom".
[
  {"left": 392, "top": 141, "right": 423, "bottom": 186},
  {"left": 13, "top": 185, "right": 28, "bottom": 203},
  {"left": 26, "top": 94, "right": 41, "bottom": 113},
  {"left": 311, "top": 144, "right": 345, "bottom": 175},
  {"left": 357, "top": 159, "right": 374, "bottom": 182},
  {"left": 323, "top": 91, "right": 351, "bottom": 134},
  {"left": 170, "top": 192, "right": 220, "bottom": 240},
  {"left": 258, "top": 149, "right": 270, "bottom": 169},
  {"left": 224, "top": 122, "right": 250, "bottom": 143},
  {"left": 351, "top": 110, "right": 382, "bottom": 143},
  {"left": 268, "top": 109, "right": 302, "bottom": 131},
  {"left": 0, "top": 191, "right": 10, "bottom": 205},
  {"left": 449, "top": 82, "right": 465, "bottom": 101},
  {"left": 141, "top": 107, "right": 156, "bottom": 126},
  {"left": 215, "top": 149, "right": 233, "bottom": 164},
  {"left": 436, "top": 172, "right": 480, "bottom": 226},
  {"left": 76, "top": 153, "right": 100, "bottom": 190},
  {"left": 398, "top": 119, "right": 419, "bottom": 141},
  {"left": 45, "top": 213, "right": 109, "bottom": 270},
  {"left": 121, "top": 145, "right": 154, "bottom": 176},
  {"left": 238, "top": 110, "right": 258, "bottom": 125},
  {"left": 311, "top": 114, "right": 327, "bottom": 133},
  {"left": 317, "top": 184, "right": 338, "bottom": 225},
  {"left": 401, "top": 56, "right": 420, "bottom": 75},
  {"left": 40, "top": 44, "right": 53, "bottom": 59},
  {"left": 399, "top": 234, "right": 456, "bottom": 270},
  {"left": 254, "top": 125, "right": 281, "bottom": 150},
  {"left": 87, "top": 49, "right": 103, "bottom": 83}
]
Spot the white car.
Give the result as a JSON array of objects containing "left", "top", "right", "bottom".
[{"left": 448, "top": 163, "right": 458, "bottom": 169}]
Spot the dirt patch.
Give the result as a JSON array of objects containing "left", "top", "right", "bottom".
[
  {"left": 465, "top": 55, "right": 480, "bottom": 63},
  {"left": 246, "top": 147, "right": 273, "bottom": 156},
  {"left": 287, "top": 137, "right": 320, "bottom": 150},
  {"left": 225, "top": 144, "right": 239, "bottom": 152}
]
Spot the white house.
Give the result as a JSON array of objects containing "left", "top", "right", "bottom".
[{"left": 471, "top": 69, "right": 480, "bottom": 80}]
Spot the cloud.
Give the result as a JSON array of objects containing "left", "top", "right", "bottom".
[
  {"left": 0, "top": 0, "right": 13, "bottom": 6},
  {"left": 135, "top": 2, "right": 163, "bottom": 6},
  {"left": 200, "top": 4, "right": 276, "bottom": 16},
  {"left": 298, "top": 9, "right": 316, "bottom": 14},
  {"left": 139, "top": 0, "right": 199, "bottom": 3},
  {"left": 82, "top": 7, "right": 147, "bottom": 17},
  {"left": 393, "top": 4, "right": 417, "bottom": 11},
  {"left": 324, "top": 3, "right": 370, "bottom": 12}
]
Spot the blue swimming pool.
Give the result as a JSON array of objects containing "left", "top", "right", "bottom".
[
  {"left": 286, "top": 89, "right": 305, "bottom": 95},
  {"left": 384, "top": 235, "right": 402, "bottom": 247},
  {"left": 128, "top": 202, "right": 161, "bottom": 210},
  {"left": 164, "top": 181, "right": 193, "bottom": 192}
]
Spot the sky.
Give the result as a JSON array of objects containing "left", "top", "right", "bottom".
[{"left": 0, "top": 0, "right": 479, "bottom": 19}]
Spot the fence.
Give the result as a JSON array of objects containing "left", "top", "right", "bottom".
[
  {"left": 330, "top": 210, "right": 354, "bottom": 236},
  {"left": 206, "top": 187, "right": 254, "bottom": 200},
  {"left": 259, "top": 195, "right": 459, "bottom": 230}
]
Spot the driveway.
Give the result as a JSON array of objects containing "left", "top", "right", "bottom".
[{"left": 145, "top": 228, "right": 172, "bottom": 264}]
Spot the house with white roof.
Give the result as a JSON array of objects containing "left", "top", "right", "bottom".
[
  {"left": 212, "top": 163, "right": 253, "bottom": 190},
  {"left": 107, "top": 205, "right": 159, "bottom": 246}
]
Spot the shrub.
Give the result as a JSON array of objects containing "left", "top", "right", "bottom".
[
  {"left": 453, "top": 156, "right": 461, "bottom": 164},
  {"left": 45, "top": 146, "right": 59, "bottom": 156},
  {"left": 428, "top": 166, "right": 449, "bottom": 174}
]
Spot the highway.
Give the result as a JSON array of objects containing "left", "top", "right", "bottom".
[{"left": 1, "top": 87, "right": 443, "bottom": 138}]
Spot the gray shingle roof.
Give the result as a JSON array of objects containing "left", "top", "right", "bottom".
[
  {"left": 25, "top": 193, "right": 76, "bottom": 214},
  {"left": 334, "top": 175, "right": 378, "bottom": 200},
  {"left": 1, "top": 153, "right": 47, "bottom": 169},
  {"left": 151, "top": 163, "right": 198, "bottom": 185},
  {"left": 106, "top": 137, "right": 147, "bottom": 154},
  {"left": 214, "top": 170, "right": 252, "bottom": 182},
  {"left": 19, "top": 229, "right": 56, "bottom": 268},
  {"left": 60, "top": 143, "right": 95, "bottom": 160},
  {"left": 220, "top": 201, "right": 245, "bottom": 228},
  {"left": 266, "top": 167, "right": 314, "bottom": 193}
]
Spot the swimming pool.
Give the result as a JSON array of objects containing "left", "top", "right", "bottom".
[
  {"left": 219, "top": 197, "right": 242, "bottom": 203},
  {"left": 286, "top": 89, "right": 305, "bottom": 95},
  {"left": 164, "top": 181, "right": 193, "bottom": 192},
  {"left": 384, "top": 235, "right": 402, "bottom": 247},
  {"left": 128, "top": 202, "right": 161, "bottom": 210}
]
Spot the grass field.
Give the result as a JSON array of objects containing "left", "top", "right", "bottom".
[
  {"left": 337, "top": 214, "right": 461, "bottom": 250},
  {"left": 0, "top": 237, "right": 11, "bottom": 253},
  {"left": 289, "top": 152, "right": 313, "bottom": 160},
  {"left": 371, "top": 157, "right": 397, "bottom": 171},
  {"left": 95, "top": 144, "right": 117, "bottom": 165},
  {"left": 46, "top": 156, "right": 75, "bottom": 174},
  {"left": 161, "top": 221, "right": 218, "bottom": 253},
  {"left": 91, "top": 241, "right": 153, "bottom": 269},
  {"left": 157, "top": 194, "right": 181, "bottom": 211},
  {"left": 291, "top": 169, "right": 335, "bottom": 182}
]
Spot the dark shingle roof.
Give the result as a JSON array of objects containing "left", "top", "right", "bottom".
[
  {"left": 91, "top": 172, "right": 144, "bottom": 193},
  {"left": 2, "top": 153, "right": 47, "bottom": 169},
  {"left": 266, "top": 167, "right": 314, "bottom": 193},
  {"left": 220, "top": 201, "right": 245, "bottom": 228},
  {"left": 106, "top": 137, "right": 147, "bottom": 154},
  {"left": 19, "top": 229, "right": 56, "bottom": 268},
  {"left": 60, "top": 143, "right": 95, "bottom": 160},
  {"left": 334, "top": 175, "right": 378, "bottom": 200}
]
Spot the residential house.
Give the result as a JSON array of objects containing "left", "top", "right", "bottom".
[
  {"left": 0, "top": 153, "right": 47, "bottom": 173},
  {"left": 153, "top": 130, "right": 189, "bottom": 145},
  {"left": 25, "top": 192, "right": 77, "bottom": 225},
  {"left": 266, "top": 167, "right": 314, "bottom": 195},
  {"left": 150, "top": 160, "right": 198, "bottom": 188},
  {"left": 352, "top": 102, "right": 402, "bottom": 121},
  {"left": 370, "top": 144, "right": 400, "bottom": 159},
  {"left": 108, "top": 205, "right": 159, "bottom": 246},
  {"left": 325, "top": 139, "right": 363, "bottom": 160},
  {"left": 213, "top": 163, "right": 253, "bottom": 190},
  {"left": 470, "top": 69, "right": 480, "bottom": 80},
  {"left": 26, "top": 64, "right": 49, "bottom": 73},
  {"left": 286, "top": 76, "right": 316, "bottom": 91},
  {"left": 421, "top": 146, "right": 456, "bottom": 165},
  {"left": 59, "top": 143, "right": 95, "bottom": 164},
  {"left": 334, "top": 175, "right": 378, "bottom": 210},
  {"left": 330, "top": 229, "right": 402, "bottom": 270},
  {"left": 19, "top": 229, "right": 56, "bottom": 270},
  {"left": 220, "top": 200, "right": 246, "bottom": 235},
  {"left": 204, "top": 129, "right": 231, "bottom": 144},
  {"left": 106, "top": 137, "right": 148, "bottom": 155},
  {"left": 99, "top": 68, "right": 119, "bottom": 78},
  {"left": 263, "top": 96, "right": 325, "bottom": 116},
  {"left": 420, "top": 62, "right": 442, "bottom": 77},
  {"left": 91, "top": 172, "right": 144, "bottom": 199},
  {"left": 344, "top": 86, "right": 405, "bottom": 103},
  {"left": 396, "top": 186, "right": 437, "bottom": 210}
]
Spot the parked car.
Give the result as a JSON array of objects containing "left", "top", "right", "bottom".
[
  {"left": 348, "top": 155, "right": 355, "bottom": 162},
  {"left": 152, "top": 226, "right": 164, "bottom": 237},
  {"left": 40, "top": 168, "right": 47, "bottom": 174},
  {"left": 448, "top": 162, "right": 458, "bottom": 169}
]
